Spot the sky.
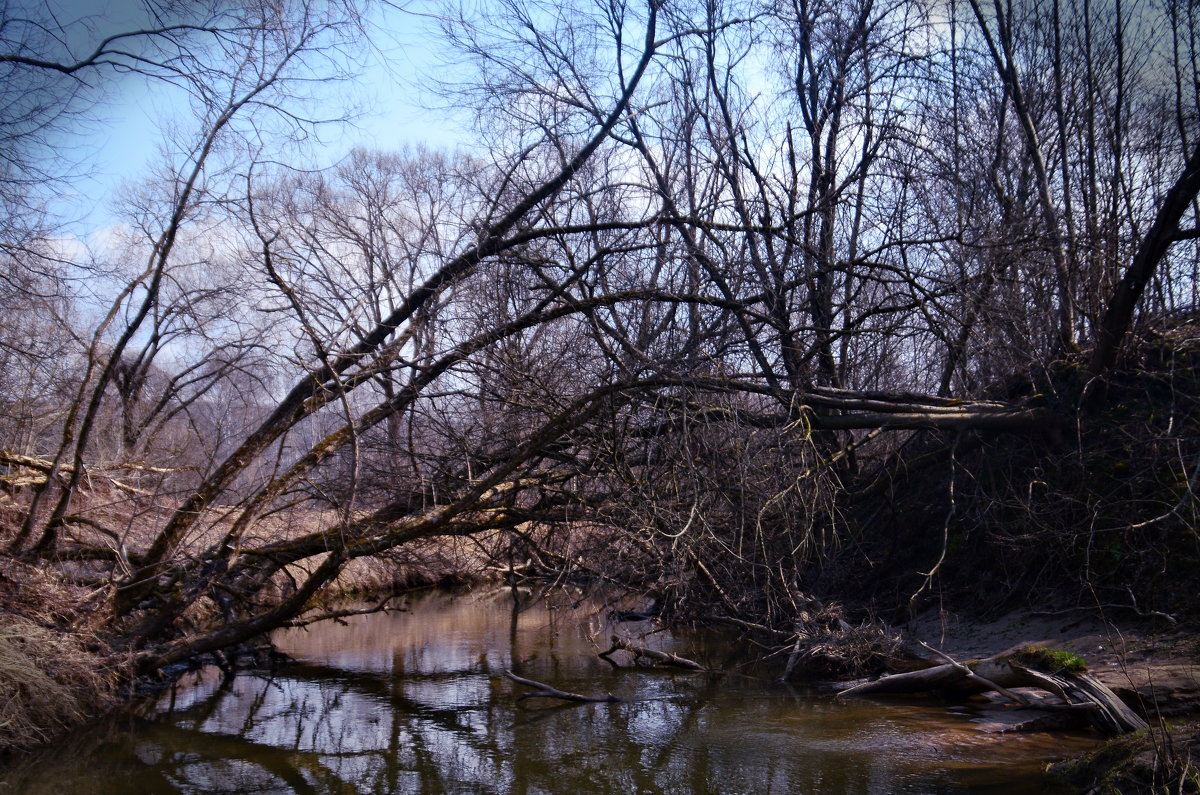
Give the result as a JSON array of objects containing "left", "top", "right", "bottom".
[{"left": 47, "top": 0, "right": 470, "bottom": 233}]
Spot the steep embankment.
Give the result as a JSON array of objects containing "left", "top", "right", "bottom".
[{"left": 843, "top": 320, "right": 1200, "bottom": 625}]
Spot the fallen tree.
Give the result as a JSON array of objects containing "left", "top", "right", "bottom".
[{"left": 838, "top": 644, "right": 1147, "bottom": 736}]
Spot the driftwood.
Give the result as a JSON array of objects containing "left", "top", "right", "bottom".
[
  {"left": 838, "top": 643, "right": 1147, "bottom": 736},
  {"left": 915, "top": 641, "right": 1036, "bottom": 706},
  {"left": 1013, "top": 666, "right": 1148, "bottom": 736},
  {"left": 503, "top": 670, "right": 621, "bottom": 704},
  {"left": 598, "top": 636, "right": 706, "bottom": 671}
]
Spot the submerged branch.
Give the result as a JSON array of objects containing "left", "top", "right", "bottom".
[{"left": 503, "top": 670, "right": 621, "bottom": 704}]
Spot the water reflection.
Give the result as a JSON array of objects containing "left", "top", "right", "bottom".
[{"left": 0, "top": 589, "right": 1097, "bottom": 794}]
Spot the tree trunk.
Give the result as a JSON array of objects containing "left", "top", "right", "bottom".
[{"left": 1090, "top": 138, "right": 1200, "bottom": 379}]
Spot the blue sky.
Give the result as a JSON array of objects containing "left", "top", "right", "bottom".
[{"left": 55, "top": 0, "right": 469, "bottom": 233}]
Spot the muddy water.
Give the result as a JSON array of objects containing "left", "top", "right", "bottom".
[{"left": 0, "top": 589, "right": 1101, "bottom": 793}]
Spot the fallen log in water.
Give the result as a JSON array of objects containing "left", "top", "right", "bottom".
[
  {"left": 837, "top": 643, "right": 1146, "bottom": 736},
  {"left": 503, "top": 670, "right": 621, "bottom": 704},
  {"left": 598, "top": 636, "right": 706, "bottom": 671}
]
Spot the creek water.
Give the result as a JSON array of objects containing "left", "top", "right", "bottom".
[{"left": 0, "top": 589, "right": 1101, "bottom": 794}]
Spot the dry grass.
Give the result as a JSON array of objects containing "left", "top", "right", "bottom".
[
  {"left": 0, "top": 554, "right": 102, "bottom": 626},
  {"left": 335, "top": 535, "right": 498, "bottom": 595},
  {"left": 0, "top": 621, "right": 117, "bottom": 752},
  {"left": 0, "top": 553, "right": 121, "bottom": 754}
]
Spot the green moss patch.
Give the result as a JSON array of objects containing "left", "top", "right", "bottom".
[{"left": 1012, "top": 644, "right": 1088, "bottom": 673}]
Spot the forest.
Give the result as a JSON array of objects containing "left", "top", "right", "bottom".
[{"left": 1, "top": 0, "right": 1198, "bottom": 784}]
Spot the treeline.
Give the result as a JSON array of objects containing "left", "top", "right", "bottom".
[{"left": 0, "top": 0, "right": 1198, "bottom": 671}]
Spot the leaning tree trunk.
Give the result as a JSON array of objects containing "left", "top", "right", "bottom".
[{"left": 1090, "top": 138, "right": 1200, "bottom": 379}]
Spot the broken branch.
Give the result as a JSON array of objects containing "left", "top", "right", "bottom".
[
  {"left": 598, "top": 636, "right": 706, "bottom": 671},
  {"left": 503, "top": 670, "right": 621, "bottom": 704}
]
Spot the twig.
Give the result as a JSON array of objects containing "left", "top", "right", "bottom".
[
  {"left": 778, "top": 631, "right": 806, "bottom": 682},
  {"left": 1028, "top": 600, "right": 1178, "bottom": 625},
  {"left": 702, "top": 615, "right": 793, "bottom": 638}
]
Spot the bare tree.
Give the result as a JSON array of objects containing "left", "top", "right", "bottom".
[
  {"left": 5, "top": 0, "right": 367, "bottom": 553},
  {"left": 0, "top": 0, "right": 1197, "bottom": 675}
]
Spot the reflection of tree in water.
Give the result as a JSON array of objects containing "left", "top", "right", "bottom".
[
  {"left": 112, "top": 655, "right": 737, "bottom": 790},
  {"left": 0, "top": 595, "right": 1089, "bottom": 794}
]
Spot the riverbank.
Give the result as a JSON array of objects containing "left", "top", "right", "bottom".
[
  {"left": 3, "top": 524, "right": 1198, "bottom": 791},
  {"left": 0, "top": 531, "right": 502, "bottom": 755},
  {"left": 0, "top": 587, "right": 1129, "bottom": 794},
  {"left": 905, "top": 607, "right": 1200, "bottom": 716},
  {"left": 0, "top": 556, "right": 120, "bottom": 754},
  {"left": 1049, "top": 719, "right": 1200, "bottom": 793},
  {"left": 904, "top": 606, "right": 1200, "bottom": 792}
]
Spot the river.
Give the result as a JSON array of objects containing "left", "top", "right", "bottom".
[{"left": 0, "top": 588, "right": 1100, "bottom": 793}]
